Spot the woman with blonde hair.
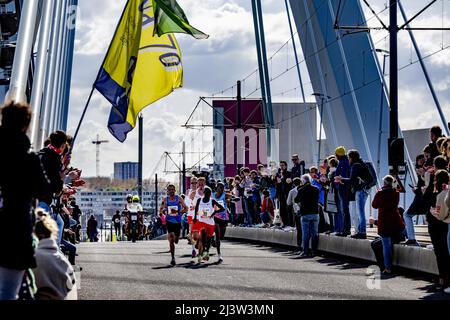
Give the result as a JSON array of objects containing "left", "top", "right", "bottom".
[{"left": 32, "top": 212, "right": 76, "bottom": 300}]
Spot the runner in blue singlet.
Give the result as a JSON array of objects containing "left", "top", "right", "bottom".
[
  {"left": 159, "top": 184, "right": 188, "bottom": 266},
  {"left": 213, "top": 182, "right": 230, "bottom": 263}
]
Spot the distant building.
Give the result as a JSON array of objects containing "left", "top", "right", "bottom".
[
  {"left": 212, "top": 99, "right": 267, "bottom": 179},
  {"left": 114, "top": 162, "right": 139, "bottom": 180},
  {"left": 75, "top": 190, "right": 166, "bottom": 222}
]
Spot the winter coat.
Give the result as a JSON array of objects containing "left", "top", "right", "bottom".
[
  {"left": 32, "top": 238, "right": 76, "bottom": 300},
  {"left": 294, "top": 183, "right": 320, "bottom": 216},
  {"left": 406, "top": 175, "right": 427, "bottom": 215},
  {"left": 291, "top": 161, "right": 306, "bottom": 179},
  {"left": 38, "top": 146, "right": 63, "bottom": 205},
  {"left": 87, "top": 218, "right": 98, "bottom": 235},
  {"left": 0, "top": 127, "right": 50, "bottom": 270},
  {"left": 71, "top": 205, "right": 82, "bottom": 223},
  {"left": 335, "top": 156, "right": 351, "bottom": 194},
  {"left": 372, "top": 187, "right": 405, "bottom": 237},
  {"left": 276, "top": 169, "right": 292, "bottom": 200},
  {"left": 261, "top": 196, "right": 274, "bottom": 216},
  {"left": 112, "top": 213, "right": 121, "bottom": 225},
  {"left": 341, "top": 159, "right": 368, "bottom": 192}
]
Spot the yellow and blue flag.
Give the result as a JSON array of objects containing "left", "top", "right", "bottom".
[{"left": 95, "top": 0, "right": 183, "bottom": 142}]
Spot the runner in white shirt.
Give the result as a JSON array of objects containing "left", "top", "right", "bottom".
[
  {"left": 192, "top": 187, "right": 224, "bottom": 263},
  {"left": 191, "top": 177, "right": 208, "bottom": 259},
  {"left": 185, "top": 177, "right": 198, "bottom": 259},
  {"left": 196, "top": 177, "right": 206, "bottom": 198}
]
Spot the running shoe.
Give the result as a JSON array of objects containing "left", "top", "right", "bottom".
[
  {"left": 218, "top": 255, "right": 223, "bottom": 263},
  {"left": 197, "top": 253, "right": 203, "bottom": 263},
  {"left": 202, "top": 251, "right": 210, "bottom": 261},
  {"left": 191, "top": 249, "right": 197, "bottom": 258},
  {"left": 170, "top": 258, "right": 176, "bottom": 266}
]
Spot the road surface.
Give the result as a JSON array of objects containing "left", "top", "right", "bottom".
[{"left": 76, "top": 240, "right": 449, "bottom": 300}]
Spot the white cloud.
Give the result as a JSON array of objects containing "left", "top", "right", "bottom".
[
  {"left": 74, "top": 0, "right": 127, "bottom": 55},
  {"left": 67, "top": 0, "right": 450, "bottom": 179}
]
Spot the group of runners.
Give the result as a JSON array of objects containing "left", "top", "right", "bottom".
[{"left": 159, "top": 177, "right": 229, "bottom": 266}]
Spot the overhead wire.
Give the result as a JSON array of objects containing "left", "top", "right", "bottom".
[{"left": 180, "top": 0, "right": 450, "bottom": 173}]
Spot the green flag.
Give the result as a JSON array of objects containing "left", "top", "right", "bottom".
[{"left": 153, "top": 0, "right": 209, "bottom": 39}]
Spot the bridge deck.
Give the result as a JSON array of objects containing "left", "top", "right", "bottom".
[{"left": 76, "top": 240, "right": 448, "bottom": 300}]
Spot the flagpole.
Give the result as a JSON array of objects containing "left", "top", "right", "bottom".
[{"left": 70, "top": 86, "right": 95, "bottom": 153}]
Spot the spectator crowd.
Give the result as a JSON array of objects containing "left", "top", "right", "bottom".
[
  {"left": 1, "top": 98, "right": 449, "bottom": 299},
  {"left": 200, "top": 125, "right": 450, "bottom": 293},
  {"left": 0, "top": 101, "right": 86, "bottom": 300}
]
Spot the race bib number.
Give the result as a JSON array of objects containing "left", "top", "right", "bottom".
[
  {"left": 168, "top": 206, "right": 179, "bottom": 216},
  {"left": 131, "top": 215, "right": 138, "bottom": 221},
  {"left": 202, "top": 208, "right": 211, "bottom": 218}
]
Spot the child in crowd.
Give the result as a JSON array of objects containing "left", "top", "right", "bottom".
[{"left": 260, "top": 189, "right": 274, "bottom": 227}]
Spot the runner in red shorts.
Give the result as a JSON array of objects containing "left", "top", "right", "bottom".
[
  {"left": 185, "top": 177, "right": 198, "bottom": 258},
  {"left": 192, "top": 187, "right": 224, "bottom": 263}
]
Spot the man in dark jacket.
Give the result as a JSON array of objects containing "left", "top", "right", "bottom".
[
  {"left": 334, "top": 146, "right": 351, "bottom": 236},
  {"left": 335, "top": 149, "right": 370, "bottom": 239},
  {"left": 39, "top": 130, "right": 67, "bottom": 246},
  {"left": 87, "top": 215, "right": 98, "bottom": 242},
  {"left": 291, "top": 154, "right": 306, "bottom": 179},
  {"left": 427, "top": 125, "right": 444, "bottom": 161},
  {"left": 39, "top": 130, "right": 67, "bottom": 205},
  {"left": 70, "top": 199, "right": 82, "bottom": 243},
  {"left": 276, "top": 161, "right": 292, "bottom": 227},
  {"left": 112, "top": 210, "right": 122, "bottom": 239},
  {"left": 294, "top": 174, "right": 320, "bottom": 257},
  {"left": 0, "top": 102, "right": 50, "bottom": 300}
]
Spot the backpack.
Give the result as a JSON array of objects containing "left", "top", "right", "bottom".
[{"left": 362, "top": 161, "right": 377, "bottom": 189}]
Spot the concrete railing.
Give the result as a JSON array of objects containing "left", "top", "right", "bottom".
[{"left": 225, "top": 227, "right": 439, "bottom": 276}]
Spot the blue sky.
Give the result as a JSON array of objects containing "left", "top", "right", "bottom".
[{"left": 67, "top": 0, "right": 450, "bottom": 179}]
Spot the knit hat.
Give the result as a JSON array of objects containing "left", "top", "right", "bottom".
[{"left": 335, "top": 146, "right": 346, "bottom": 157}]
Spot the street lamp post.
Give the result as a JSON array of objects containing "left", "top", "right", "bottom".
[
  {"left": 375, "top": 49, "right": 390, "bottom": 180},
  {"left": 312, "top": 93, "right": 331, "bottom": 168}
]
